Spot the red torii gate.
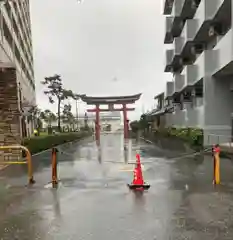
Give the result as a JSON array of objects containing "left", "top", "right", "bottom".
[{"left": 80, "top": 94, "right": 141, "bottom": 144}]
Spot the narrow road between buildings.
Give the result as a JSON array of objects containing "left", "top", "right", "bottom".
[{"left": 0, "top": 133, "right": 233, "bottom": 239}]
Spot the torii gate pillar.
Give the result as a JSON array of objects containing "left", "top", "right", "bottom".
[{"left": 122, "top": 103, "right": 128, "bottom": 139}]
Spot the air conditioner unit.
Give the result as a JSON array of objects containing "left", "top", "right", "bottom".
[
  {"left": 191, "top": 89, "right": 195, "bottom": 97},
  {"left": 191, "top": 0, "right": 198, "bottom": 9},
  {"left": 230, "top": 81, "right": 233, "bottom": 91},
  {"left": 195, "top": 44, "right": 204, "bottom": 53},
  {"left": 190, "top": 46, "right": 196, "bottom": 55},
  {"left": 167, "top": 0, "right": 174, "bottom": 8},
  {"left": 179, "top": 58, "right": 183, "bottom": 65},
  {"left": 213, "top": 23, "right": 225, "bottom": 35},
  {"left": 179, "top": 21, "right": 184, "bottom": 29},
  {"left": 208, "top": 26, "right": 215, "bottom": 37},
  {"left": 180, "top": 94, "right": 184, "bottom": 101}
]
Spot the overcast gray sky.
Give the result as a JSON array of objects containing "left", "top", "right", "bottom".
[{"left": 30, "top": 0, "right": 170, "bottom": 120}]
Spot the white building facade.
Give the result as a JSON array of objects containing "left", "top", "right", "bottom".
[
  {"left": 163, "top": 0, "right": 233, "bottom": 145},
  {"left": 0, "top": 0, "right": 35, "bottom": 141}
]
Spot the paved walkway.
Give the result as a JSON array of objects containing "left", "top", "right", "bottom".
[{"left": 0, "top": 133, "right": 233, "bottom": 239}]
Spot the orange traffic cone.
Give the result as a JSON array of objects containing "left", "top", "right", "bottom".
[{"left": 127, "top": 153, "right": 150, "bottom": 191}]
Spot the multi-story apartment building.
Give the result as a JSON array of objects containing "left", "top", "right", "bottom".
[
  {"left": 0, "top": 0, "right": 35, "bottom": 143},
  {"left": 146, "top": 93, "right": 167, "bottom": 131},
  {"left": 163, "top": 0, "right": 233, "bottom": 145}
]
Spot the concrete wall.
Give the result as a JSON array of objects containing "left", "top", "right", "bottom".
[
  {"left": 204, "top": 76, "right": 233, "bottom": 145},
  {"left": 0, "top": 31, "right": 35, "bottom": 137},
  {"left": 151, "top": 115, "right": 166, "bottom": 130},
  {"left": 0, "top": 68, "right": 21, "bottom": 145}
]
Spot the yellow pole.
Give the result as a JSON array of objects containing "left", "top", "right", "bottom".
[
  {"left": 213, "top": 145, "right": 220, "bottom": 185},
  {"left": 52, "top": 148, "right": 58, "bottom": 187},
  {"left": 26, "top": 149, "right": 35, "bottom": 184},
  {"left": 214, "top": 152, "right": 220, "bottom": 184}
]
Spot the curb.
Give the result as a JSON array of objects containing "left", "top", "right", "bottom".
[{"left": 139, "top": 137, "right": 153, "bottom": 144}]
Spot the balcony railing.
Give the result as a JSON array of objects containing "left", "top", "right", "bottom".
[
  {"left": 164, "top": 49, "right": 174, "bottom": 72},
  {"left": 212, "top": 29, "right": 233, "bottom": 76},
  {"left": 164, "top": 17, "right": 174, "bottom": 44},
  {"left": 163, "top": 0, "right": 174, "bottom": 15},
  {"left": 182, "top": 64, "right": 198, "bottom": 87},
  {"left": 174, "top": 74, "right": 185, "bottom": 93},
  {"left": 186, "top": 105, "right": 204, "bottom": 128},
  {"left": 180, "top": 19, "right": 198, "bottom": 55},
  {"left": 173, "top": 37, "right": 184, "bottom": 56},
  {"left": 165, "top": 81, "right": 175, "bottom": 98}
]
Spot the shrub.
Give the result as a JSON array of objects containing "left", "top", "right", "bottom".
[
  {"left": 189, "top": 128, "right": 203, "bottom": 146},
  {"left": 22, "top": 131, "right": 91, "bottom": 154},
  {"left": 170, "top": 127, "right": 203, "bottom": 146},
  {"left": 156, "top": 127, "right": 203, "bottom": 146},
  {"left": 130, "top": 120, "right": 140, "bottom": 133}
]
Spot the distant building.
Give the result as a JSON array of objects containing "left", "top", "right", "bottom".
[
  {"left": 79, "top": 112, "right": 122, "bottom": 131},
  {"left": 42, "top": 112, "right": 122, "bottom": 132}
]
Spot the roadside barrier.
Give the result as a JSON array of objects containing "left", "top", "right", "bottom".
[
  {"left": 51, "top": 148, "right": 58, "bottom": 188},
  {"left": 213, "top": 144, "right": 220, "bottom": 185},
  {"left": 0, "top": 145, "right": 35, "bottom": 185}
]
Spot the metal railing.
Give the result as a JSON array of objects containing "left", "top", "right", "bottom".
[
  {"left": 0, "top": 145, "right": 35, "bottom": 184},
  {"left": 207, "top": 134, "right": 233, "bottom": 147}
]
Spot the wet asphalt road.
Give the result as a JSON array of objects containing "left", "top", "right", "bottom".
[{"left": 1, "top": 133, "right": 233, "bottom": 239}]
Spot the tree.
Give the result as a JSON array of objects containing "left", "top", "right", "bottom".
[
  {"left": 139, "top": 114, "right": 149, "bottom": 131},
  {"left": 26, "top": 105, "right": 43, "bottom": 132},
  {"left": 61, "top": 104, "right": 75, "bottom": 130},
  {"left": 130, "top": 120, "right": 139, "bottom": 133},
  {"left": 41, "top": 74, "right": 78, "bottom": 132},
  {"left": 40, "top": 109, "right": 57, "bottom": 128}
]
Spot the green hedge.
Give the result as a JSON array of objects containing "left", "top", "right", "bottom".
[
  {"left": 22, "top": 131, "right": 91, "bottom": 154},
  {"left": 159, "top": 127, "right": 203, "bottom": 146}
]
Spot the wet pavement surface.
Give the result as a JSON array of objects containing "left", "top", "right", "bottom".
[{"left": 1, "top": 133, "right": 233, "bottom": 239}]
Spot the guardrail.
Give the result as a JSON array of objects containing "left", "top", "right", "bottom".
[
  {"left": 207, "top": 134, "right": 233, "bottom": 146},
  {"left": 0, "top": 145, "right": 35, "bottom": 185}
]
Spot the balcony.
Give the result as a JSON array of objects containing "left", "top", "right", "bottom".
[
  {"left": 169, "top": 0, "right": 200, "bottom": 39},
  {"left": 190, "top": 50, "right": 216, "bottom": 84},
  {"left": 164, "top": 49, "right": 173, "bottom": 72},
  {"left": 164, "top": 17, "right": 174, "bottom": 44},
  {"left": 165, "top": 81, "right": 175, "bottom": 99},
  {"left": 193, "top": 0, "right": 230, "bottom": 43},
  {"left": 172, "top": 108, "right": 186, "bottom": 127},
  {"left": 180, "top": 19, "right": 198, "bottom": 57},
  {"left": 186, "top": 105, "right": 204, "bottom": 128},
  {"left": 163, "top": 0, "right": 174, "bottom": 15},
  {"left": 168, "top": 37, "right": 185, "bottom": 64},
  {"left": 172, "top": 0, "right": 200, "bottom": 19},
  {"left": 174, "top": 74, "right": 185, "bottom": 93},
  {"left": 174, "top": 37, "right": 184, "bottom": 56},
  {"left": 164, "top": 49, "right": 182, "bottom": 72},
  {"left": 182, "top": 64, "right": 198, "bottom": 87},
  {"left": 212, "top": 29, "right": 233, "bottom": 77}
]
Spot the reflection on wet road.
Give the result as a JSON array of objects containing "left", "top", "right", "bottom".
[{"left": 1, "top": 133, "right": 233, "bottom": 239}]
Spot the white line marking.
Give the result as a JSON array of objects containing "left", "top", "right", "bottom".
[{"left": 140, "top": 137, "right": 153, "bottom": 144}]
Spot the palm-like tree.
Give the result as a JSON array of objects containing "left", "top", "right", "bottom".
[{"left": 40, "top": 109, "right": 57, "bottom": 128}]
